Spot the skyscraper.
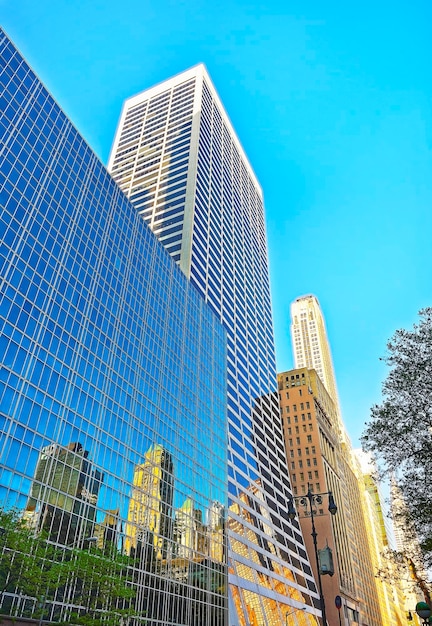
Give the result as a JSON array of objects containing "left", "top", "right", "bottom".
[
  {"left": 287, "top": 296, "right": 406, "bottom": 625},
  {"left": 290, "top": 295, "right": 342, "bottom": 427},
  {"left": 355, "top": 451, "right": 407, "bottom": 626},
  {"left": 1, "top": 31, "right": 226, "bottom": 625},
  {"left": 109, "top": 66, "right": 320, "bottom": 624},
  {"left": 277, "top": 368, "right": 372, "bottom": 626}
]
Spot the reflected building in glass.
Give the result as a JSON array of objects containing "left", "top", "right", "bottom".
[
  {"left": 125, "top": 444, "right": 174, "bottom": 560},
  {"left": 0, "top": 30, "right": 226, "bottom": 625},
  {"left": 108, "top": 65, "right": 320, "bottom": 625}
]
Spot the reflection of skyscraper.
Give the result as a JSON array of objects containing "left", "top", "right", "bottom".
[
  {"left": 174, "top": 498, "right": 206, "bottom": 560},
  {"left": 207, "top": 501, "right": 225, "bottom": 563},
  {"left": 228, "top": 481, "right": 320, "bottom": 626},
  {"left": 26, "top": 442, "right": 103, "bottom": 546},
  {"left": 94, "top": 509, "right": 121, "bottom": 550},
  {"left": 125, "top": 444, "right": 173, "bottom": 560},
  {"left": 109, "top": 64, "right": 317, "bottom": 622}
]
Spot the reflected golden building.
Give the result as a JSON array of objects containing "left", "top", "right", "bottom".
[
  {"left": 229, "top": 481, "right": 319, "bottom": 626},
  {"left": 125, "top": 444, "right": 173, "bottom": 559}
]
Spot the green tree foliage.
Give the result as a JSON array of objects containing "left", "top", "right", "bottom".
[
  {"left": 0, "top": 509, "right": 143, "bottom": 625},
  {"left": 362, "top": 308, "right": 432, "bottom": 566}
]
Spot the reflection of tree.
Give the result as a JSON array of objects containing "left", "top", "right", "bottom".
[{"left": 0, "top": 509, "right": 140, "bottom": 626}]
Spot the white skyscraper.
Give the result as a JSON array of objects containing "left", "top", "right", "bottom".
[
  {"left": 291, "top": 295, "right": 342, "bottom": 423},
  {"left": 109, "top": 66, "right": 320, "bottom": 626}
]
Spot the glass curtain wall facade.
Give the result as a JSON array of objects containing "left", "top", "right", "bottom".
[
  {"left": 109, "top": 65, "right": 320, "bottom": 626},
  {"left": 0, "top": 31, "right": 227, "bottom": 626}
]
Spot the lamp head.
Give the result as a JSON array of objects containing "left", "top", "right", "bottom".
[
  {"left": 328, "top": 492, "right": 337, "bottom": 516},
  {"left": 287, "top": 498, "right": 297, "bottom": 520}
]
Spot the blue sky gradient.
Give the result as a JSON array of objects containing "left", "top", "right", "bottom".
[{"left": 3, "top": 0, "right": 432, "bottom": 445}]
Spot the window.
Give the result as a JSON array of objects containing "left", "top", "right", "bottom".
[
  {"left": 286, "top": 392, "right": 289, "bottom": 399},
  {"left": 306, "top": 459, "right": 311, "bottom": 467},
  {"left": 301, "top": 485, "right": 306, "bottom": 494},
  {"left": 287, "top": 417, "right": 291, "bottom": 424},
  {"left": 306, "top": 402, "right": 310, "bottom": 409},
  {"left": 297, "top": 449, "right": 302, "bottom": 457},
  {"left": 293, "top": 404, "right": 297, "bottom": 411},
  {"left": 289, "top": 438, "right": 293, "bottom": 447},
  {"left": 307, "top": 435, "right": 312, "bottom": 443},
  {"left": 308, "top": 472, "right": 312, "bottom": 480},
  {"left": 301, "top": 413, "right": 305, "bottom": 421},
  {"left": 298, "top": 460, "right": 303, "bottom": 468},
  {"left": 314, "top": 471, "right": 319, "bottom": 478},
  {"left": 295, "top": 426, "right": 299, "bottom": 434},
  {"left": 313, "top": 458, "right": 317, "bottom": 466},
  {"left": 293, "top": 486, "right": 298, "bottom": 495},
  {"left": 292, "top": 474, "right": 296, "bottom": 482},
  {"left": 287, "top": 427, "right": 292, "bottom": 435},
  {"left": 309, "top": 424, "right": 313, "bottom": 431},
  {"left": 291, "top": 462, "right": 295, "bottom": 470},
  {"left": 305, "top": 447, "right": 309, "bottom": 455},
  {"left": 300, "top": 473, "right": 304, "bottom": 481},
  {"left": 286, "top": 406, "right": 290, "bottom": 413},
  {"left": 296, "top": 437, "right": 300, "bottom": 445},
  {"left": 290, "top": 450, "right": 294, "bottom": 458},
  {"left": 307, "top": 413, "right": 311, "bottom": 420},
  {"left": 311, "top": 446, "right": 316, "bottom": 454},
  {"left": 302, "top": 425, "right": 307, "bottom": 432},
  {"left": 300, "top": 403, "right": 304, "bottom": 410},
  {"left": 299, "top": 389, "right": 302, "bottom": 396},
  {"left": 294, "top": 415, "right": 298, "bottom": 423},
  {"left": 316, "top": 483, "right": 321, "bottom": 492}
]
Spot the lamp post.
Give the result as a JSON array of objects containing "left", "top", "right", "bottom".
[{"left": 288, "top": 485, "right": 337, "bottom": 626}]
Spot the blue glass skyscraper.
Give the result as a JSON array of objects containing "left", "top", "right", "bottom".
[
  {"left": 0, "top": 30, "right": 227, "bottom": 625},
  {"left": 109, "top": 66, "right": 320, "bottom": 625}
]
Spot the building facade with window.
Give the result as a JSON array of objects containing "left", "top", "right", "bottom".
[
  {"left": 290, "top": 295, "right": 343, "bottom": 435},
  {"left": 108, "top": 66, "right": 320, "bottom": 625},
  {"left": 277, "top": 368, "right": 366, "bottom": 626},
  {"left": 1, "top": 30, "right": 227, "bottom": 625}
]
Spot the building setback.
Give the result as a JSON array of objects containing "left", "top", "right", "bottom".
[
  {"left": 1, "top": 30, "right": 227, "bottom": 625},
  {"left": 108, "top": 65, "right": 319, "bottom": 625}
]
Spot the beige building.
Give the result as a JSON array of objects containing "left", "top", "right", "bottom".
[
  {"left": 278, "top": 368, "right": 371, "bottom": 626},
  {"left": 284, "top": 296, "right": 410, "bottom": 626},
  {"left": 291, "top": 296, "right": 343, "bottom": 432},
  {"left": 355, "top": 452, "right": 407, "bottom": 626}
]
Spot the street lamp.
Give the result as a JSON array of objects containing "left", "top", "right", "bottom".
[
  {"left": 416, "top": 602, "right": 432, "bottom": 626},
  {"left": 288, "top": 484, "right": 337, "bottom": 626}
]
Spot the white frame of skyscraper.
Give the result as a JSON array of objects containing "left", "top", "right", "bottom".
[{"left": 109, "top": 65, "right": 320, "bottom": 625}]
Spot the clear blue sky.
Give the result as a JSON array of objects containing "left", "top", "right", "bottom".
[{"left": 3, "top": 0, "right": 432, "bottom": 446}]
